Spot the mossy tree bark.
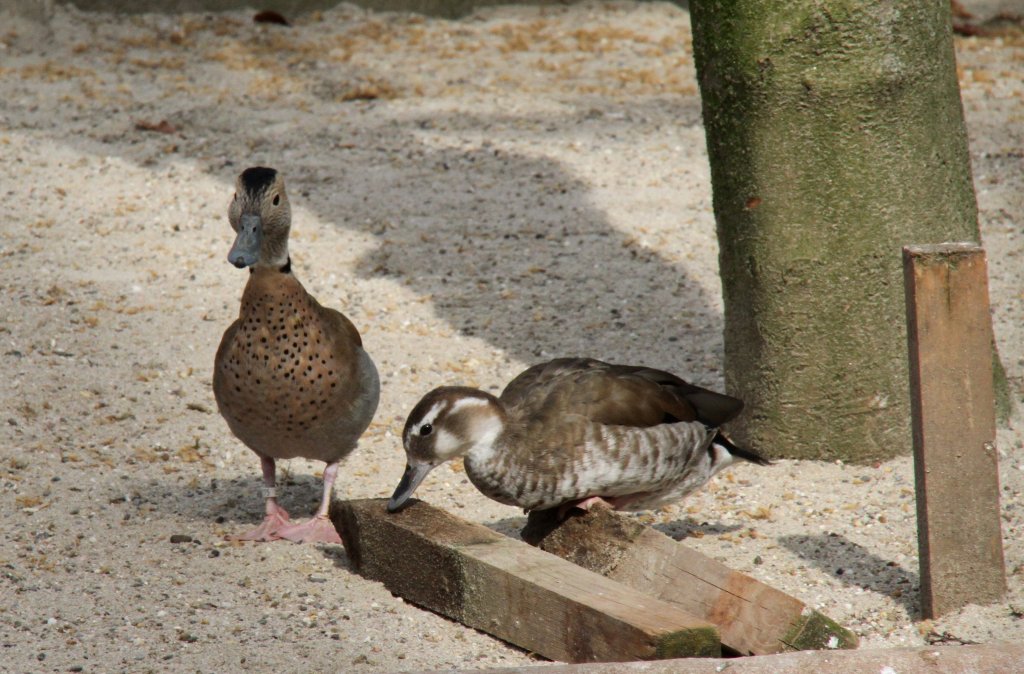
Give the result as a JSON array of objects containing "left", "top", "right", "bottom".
[{"left": 690, "top": 0, "right": 1007, "bottom": 462}]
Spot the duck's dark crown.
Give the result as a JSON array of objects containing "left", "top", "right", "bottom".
[{"left": 240, "top": 166, "right": 278, "bottom": 194}]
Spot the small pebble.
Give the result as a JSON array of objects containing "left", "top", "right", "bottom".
[{"left": 169, "top": 534, "right": 193, "bottom": 544}]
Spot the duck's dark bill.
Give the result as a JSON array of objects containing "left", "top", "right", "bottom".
[
  {"left": 228, "top": 214, "right": 263, "bottom": 268},
  {"left": 387, "top": 462, "right": 436, "bottom": 512}
]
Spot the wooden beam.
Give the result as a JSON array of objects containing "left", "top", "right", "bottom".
[
  {"left": 903, "top": 243, "right": 1006, "bottom": 618},
  {"left": 522, "top": 506, "right": 856, "bottom": 656},
  {"left": 462, "top": 643, "right": 1024, "bottom": 674},
  {"left": 333, "top": 499, "right": 721, "bottom": 663}
]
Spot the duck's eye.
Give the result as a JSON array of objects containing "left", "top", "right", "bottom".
[
  {"left": 419, "top": 423, "right": 433, "bottom": 437},
  {"left": 272, "top": 194, "right": 281, "bottom": 206}
]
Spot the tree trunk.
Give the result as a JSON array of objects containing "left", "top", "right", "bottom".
[{"left": 690, "top": 0, "right": 1007, "bottom": 462}]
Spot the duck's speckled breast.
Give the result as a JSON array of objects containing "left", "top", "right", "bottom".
[{"left": 214, "top": 269, "right": 378, "bottom": 462}]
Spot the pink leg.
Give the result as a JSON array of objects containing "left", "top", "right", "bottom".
[
  {"left": 274, "top": 461, "right": 343, "bottom": 544},
  {"left": 601, "top": 493, "right": 649, "bottom": 510},
  {"left": 229, "top": 455, "right": 291, "bottom": 542},
  {"left": 574, "top": 496, "right": 614, "bottom": 511},
  {"left": 556, "top": 493, "right": 650, "bottom": 520},
  {"left": 557, "top": 495, "right": 613, "bottom": 520}
]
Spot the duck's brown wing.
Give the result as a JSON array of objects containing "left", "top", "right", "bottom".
[
  {"left": 619, "top": 364, "right": 744, "bottom": 427},
  {"left": 500, "top": 357, "right": 743, "bottom": 432},
  {"left": 212, "top": 317, "right": 242, "bottom": 409},
  {"left": 319, "top": 305, "right": 363, "bottom": 351}
]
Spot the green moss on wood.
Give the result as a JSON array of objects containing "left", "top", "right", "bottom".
[
  {"left": 781, "top": 609, "right": 858, "bottom": 651},
  {"left": 654, "top": 625, "right": 721, "bottom": 659},
  {"left": 993, "top": 349, "right": 1016, "bottom": 424}
]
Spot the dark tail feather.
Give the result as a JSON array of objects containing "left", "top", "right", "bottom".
[{"left": 713, "top": 431, "right": 771, "bottom": 466}]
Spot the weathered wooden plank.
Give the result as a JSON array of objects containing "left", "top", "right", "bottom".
[
  {"left": 451, "top": 643, "right": 1024, "bottom": 674},
  {"left": 903, "top": 243, "right": 1006, "bottom": 618},
  {"left": 333, "top": 498, "right": 721, "bottom": 663},
  {"left": 522, "top": 506, "right": 856, "bottom": 656}
]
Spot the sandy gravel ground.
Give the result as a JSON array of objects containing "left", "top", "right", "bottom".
[{"left": 1, "top": 2, "right": 1022, "bottom": 672}]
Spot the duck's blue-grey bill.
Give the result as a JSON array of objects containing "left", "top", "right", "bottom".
[
  {"left": 228, "top": 214, "right": 262, "bottom": 268},
  {"left": 387, "top": 463, "right": 435, "bottom": 512}
]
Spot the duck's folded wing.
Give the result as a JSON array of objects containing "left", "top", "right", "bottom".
[
  {"left": 499, "top": 357, "right": 597, "bottom": 409},
  {"left": 627, "top": 366, "right": 744, "bottom": 426},
  {"left": 319, "top": 305, "right": 363, "bottom": 349},
  {"left": 503, "top": 358, "right": 743, "bottom": 431}
]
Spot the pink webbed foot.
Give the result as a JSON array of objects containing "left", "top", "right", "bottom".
[
  {"left": 274, "top": 514, "right": 342, "bottom": 544},
  {"left": 230, "top": 456, "right": 293, "bottom": 542},
  {"left": 228, "top": 501, "right": 291, "bottom": 542}
]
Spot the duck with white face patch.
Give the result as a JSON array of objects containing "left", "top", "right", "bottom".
[{"left": 388, "top": 357, "right": 769, "bottom": 516}]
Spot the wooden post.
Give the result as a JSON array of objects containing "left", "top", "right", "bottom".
[
  {"left": 522, "top": 506, "right": 857, "bottom": 656},
  {"left": 903, "top": 243, "right": 1006, "bottom": 618},
  {"left": 333, "top": 499, "right": 721, "bottom": 663}
]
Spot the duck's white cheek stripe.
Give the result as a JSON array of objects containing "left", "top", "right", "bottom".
[
  {"left": 417, "top": 400, "right": 448, "bottom": 430},
  {"left": 476, "top": 416, "right": 502, "bottom": 444},
  {"left": 434, "top": 428, "right": 461, "bottom": 458},
  {"left": 449, "top": 396, "right": 492, "bottom": 413},
  {"left": 469, "top": 415, "right": 503, "bottom": 461}
]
